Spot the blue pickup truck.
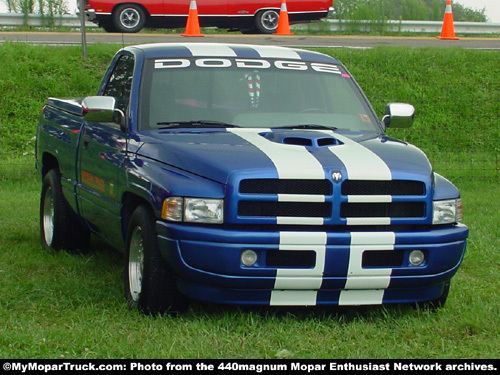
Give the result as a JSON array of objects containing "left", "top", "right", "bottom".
[{"left": 36, "top": 43, "right": 468, "bottom": 314}]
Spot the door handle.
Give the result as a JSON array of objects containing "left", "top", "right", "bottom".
[{"left": 82, "top": 135, "right": 90, "bottom": 148}]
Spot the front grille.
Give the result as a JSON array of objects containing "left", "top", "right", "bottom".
[
  {"left": 240, "top": 179, "right": 332, "bottom": 195},
  {"left": 342, "top": 180, "right": 425, "bottom": 196},
  {"left": 239, "top": 201, "right": 331, "bottom": 217},
  {"left": 234, "top": 178, "right": 428, "bottom": 224},
  {"left": 341, "top": 202, "right": 425, "bottom": 218},
  {"left": 267, "top": 250, "right": 316, "bottom": 268}
]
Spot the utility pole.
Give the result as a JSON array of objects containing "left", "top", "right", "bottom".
[{"left": 79, "top": 0, "right": 88, "bottom": 59}]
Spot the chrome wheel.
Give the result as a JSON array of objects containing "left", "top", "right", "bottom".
[
  {"left": 119, "top": 8, "right": 141, "bottom": 30},
  {"left": 257, "top": 10, "right": 279, "bottom": 33},
  {"left": 113, "top": 4, "right": 147, "bottom": 33},
  {"left": 42, "top": 186, "right": 55, "bottom": 247},
  {"left": 39, "top": 169, "right": 90, "bottom": 252},
  {"left": 128, "top": 226, "right": 144, "bottom": 302},
  {"left": 124, "top": 205, "right": 188, "bottom": 314}
]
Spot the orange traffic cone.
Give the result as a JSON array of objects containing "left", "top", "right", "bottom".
[
  {"left": 273, "top": 0, "right": 294, "bottom": 35},
  {"left": 181, "top": 0, "right": 205, "bottom": 37},
  {"left": 437, "top": 0, "right": 459, "bottom": 40}
]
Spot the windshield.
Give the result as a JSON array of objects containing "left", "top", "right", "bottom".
[{"left": 139, "top": 57, "right": 380, "bottom": 132}]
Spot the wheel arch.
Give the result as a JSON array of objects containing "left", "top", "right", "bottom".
[
  {"left": 254, "top": 7, "right": 280, "bottom": 16},
  {"left": 112, "top": 2, "right": 151, "bottom": 19},
  {"left": 40, "top": 152, "right": 59, "bottom": 178},
  {"left": 121, "top": 191, "right": 156, "bottom": 242}
]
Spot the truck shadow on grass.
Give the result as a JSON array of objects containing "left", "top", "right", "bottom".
[{"left": 188, "top": 300, "right": 435, "bottom": 323}]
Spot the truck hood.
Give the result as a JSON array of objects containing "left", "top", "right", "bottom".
[{"left": 135, "top": 128, "right": 433, "bottom": 184}]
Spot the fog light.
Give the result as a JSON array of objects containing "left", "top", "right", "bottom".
[
  {"left": 241, "top": 250, "right": 258, "bottom": 267},
  {"left": 409, "top": 250, "right": 425, "bottom": 266}
]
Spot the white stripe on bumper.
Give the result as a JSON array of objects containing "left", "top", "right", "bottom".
[
  {"left": 339, "top": 232, "right": 396, "bottom": 305},
  {"left": 270, "top": 232, "right": 327, "bottom": 306}
]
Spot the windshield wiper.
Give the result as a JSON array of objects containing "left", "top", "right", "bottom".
[
  {"left": 273, "top": 124, "right": 338, "bottom": 131},
  {"left": 157, "top": 120, "right": 240, "bottom": 129}
]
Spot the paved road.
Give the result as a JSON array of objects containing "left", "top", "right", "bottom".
[{"left": 1, "top": 31, "right": 499, "bottom": 49}]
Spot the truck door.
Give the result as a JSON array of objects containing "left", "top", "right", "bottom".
[{"left": 77, "top": 54, "right": 133, "bottom": 248}]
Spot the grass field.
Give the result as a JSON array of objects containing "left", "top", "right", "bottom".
[{"left": 0, "top": 44, "right": 498, "bottom": 359}]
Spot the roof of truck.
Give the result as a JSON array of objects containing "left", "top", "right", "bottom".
[{"left": 124, "top": 43, "right": 340, "bottom": 64}]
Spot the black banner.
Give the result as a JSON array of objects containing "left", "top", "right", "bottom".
[{"left": 1, "top": 359, "right": 498, "bottom": 374}]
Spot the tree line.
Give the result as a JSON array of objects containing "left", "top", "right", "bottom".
[{"left": 334, "top": 0, "right": 486, "bottom": 22}]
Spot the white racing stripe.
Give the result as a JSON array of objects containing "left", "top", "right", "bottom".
[
  {"left": 185, "top": 44, "right": 238, "bottom": 57},
  {"left": 183, "top": 44, "right": 302, "bottom": 59},
  {"left": 229, "top": 129, "right": 327, "bottom": 226},
  {"left": 318, "top": 130, "right": 394, "bottom": 226},
  {"left": 347, "top": 195, "right": 392, "bottom": 203},
  {"left": 320, "top": 131, "right": 392, "bottom": 181},
  {"left": 270, "top": 232, "right": 327, "bottom": 306},
  {"left": 250, "top": 45, "right": 302, "bottom": 59},
  {"left": 278, "top": 194, "right": 325, "bottom": 202},
  {"left": 229, "top": 129, "right": 398, "bottom": 305},
  {"left": 228, "top": 129, "right": 325, "bottom": 179},
  {"left": 339, "top": 232, "right": 396, "bottom": 305},
  {"left": 277, "top": 217, "right": 325, "bottom": 225},
  {"left": 346, "top": 217, "right": 391, "bottom": 226}
]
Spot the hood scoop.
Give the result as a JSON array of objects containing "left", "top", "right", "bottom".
[{"left": 261, "top": 130, "right": 342, "bottom": 148}]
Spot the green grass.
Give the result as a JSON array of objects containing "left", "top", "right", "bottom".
[
  {"left": 1, "top": 44, "right": 499, "bottom": 169},
  {"left": 0, "top": 163, "right": 498, "bottom": 359},
  {"left": 0, "top": 44, "right": 499, "bottom": 359}
]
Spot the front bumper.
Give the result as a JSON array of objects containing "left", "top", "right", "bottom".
[
  {"left": 157, "top": 222, "right": 468, "bottom": 306},
  {"left": 85, "top": 9, "right": 97, "bottom": 22}
]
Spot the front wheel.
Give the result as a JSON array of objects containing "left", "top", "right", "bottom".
[
  {"left": 124, "top": 205, "right": 187, "bottom": 315},
  {"left": 417, "top": 281, "right": 451, "bottom": 310},
  {"left": 254, "top": 10, "right": 279, "bottom": 34},
  {"left": 100, "top": 19, "right": 118, "bottom": 33},
  {"left": 112, "top": 4, "right": 147, "bottom": 33}
]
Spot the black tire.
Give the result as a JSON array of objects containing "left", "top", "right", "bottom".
[
  {"left": 112, "top": 4, "right": 147, "bottom": 33},
  {"left": 40, "top": 169, "right": 90, "bottom": 252},
  {"left": 254, "top": 9, "right": 280, "bottom": 34},
  {"left": 100, "top": 19, "right": 118, "bottom": 33},
  {"left": 417, "top": 281, "right": 451, "bottom": 310},
  {"left": 124, "top": 205, "right": 188, "bottom": 315}
]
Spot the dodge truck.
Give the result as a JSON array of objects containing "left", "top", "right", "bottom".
[{"left": 36, "top": 43, "right": 468, "bottom": 315}]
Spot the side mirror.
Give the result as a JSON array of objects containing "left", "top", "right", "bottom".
[
  {"left": 381, "top": 103, "right": 415, "bottom": 128},
  {"left": 82, "top": 96, "right": 127, "bottom": 132}
]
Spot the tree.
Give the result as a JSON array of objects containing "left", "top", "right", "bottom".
[{"left": 334, "top": 0, "right": 486, "bottom": 22}]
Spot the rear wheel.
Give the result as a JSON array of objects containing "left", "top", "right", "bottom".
[
  {"left": 124, "top": 205, "right": 187, "bottom": 315},
  {"left": 40, "top": 169, "right": 90, "bottom": 252},
  {"left": 254, "top": 10, "right": 279, "bottom": 34},
  {"left": 113, "top": 4, "right": 147, "bottom": 33}
]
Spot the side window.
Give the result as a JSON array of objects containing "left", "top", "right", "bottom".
[{"left": 103, "top": 54, "right": 134, "bottom": 113}]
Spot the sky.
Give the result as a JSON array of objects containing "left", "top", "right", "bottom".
[
  {"left": 455, "top": 0, "right": 500, "bottom": 22},
  {"left": 0, "top": 1, "right": 499, "bottom": 23}
]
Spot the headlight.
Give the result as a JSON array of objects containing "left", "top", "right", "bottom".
[
  {"left": 432, "top": 198, "right": 462, "bottom": 225},
  {"left": 161, "top": 197, "right": 224, "bottom": 224},
  {"left": 184, "top": 198, "right": 224, "bottom": 223}
]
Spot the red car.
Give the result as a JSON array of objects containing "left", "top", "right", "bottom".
[{"left": 84, "top": 0, "right": 333, "bottom": 33}]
